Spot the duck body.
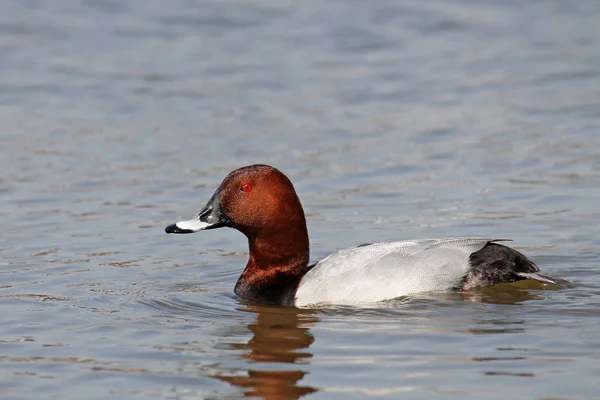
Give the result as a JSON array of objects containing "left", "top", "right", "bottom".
[
  {"left": 294, "top": 238, "right": 555, "bottom": 306},
  {"left": 165, "top": 164, "right": 565, "bottom": 307}
]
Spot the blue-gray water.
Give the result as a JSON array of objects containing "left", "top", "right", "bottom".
[{"left": 2, "top": 0, "right": 600, "bottom": 399}]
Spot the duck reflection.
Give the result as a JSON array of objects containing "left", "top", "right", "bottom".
[
  {"left": 460, "top": 278, "right": 568, "bottom": 305},
  {"left": 216, "top": 304, "right": 318, "bottom": 400}
]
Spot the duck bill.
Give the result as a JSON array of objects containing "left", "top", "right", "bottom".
[{"left": 165, "top": 192, "right": 230, "bottom": 234}]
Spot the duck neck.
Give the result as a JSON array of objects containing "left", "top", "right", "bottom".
[{"left": 234, "top": 224, "right": 310, "bottom": 304}]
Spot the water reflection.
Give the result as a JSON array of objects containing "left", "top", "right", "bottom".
[
  {"left": 460, "top": 280, "right": 568, "bottom": 305},
  {"left": 216, "top": 305, "right": 318, "bottom": 400}
]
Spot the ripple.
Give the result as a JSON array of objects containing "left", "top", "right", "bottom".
[{"left": 139, "top": 292, "right": 240, "bottom": 320}]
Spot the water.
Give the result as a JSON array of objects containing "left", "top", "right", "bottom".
[{"left": 2, "top": 0, "right": 600, "bottom": 398}]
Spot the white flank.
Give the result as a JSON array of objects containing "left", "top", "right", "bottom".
[{"left": 294, "top": 238, "right": 500, "bottom": 306}]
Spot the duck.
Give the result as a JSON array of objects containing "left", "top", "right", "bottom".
[{"left": 165, "top": 164, "right": 565, "bottom": 307}]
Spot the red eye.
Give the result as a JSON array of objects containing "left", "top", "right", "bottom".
[{"left": 241, "top": 183, "right": 253, "bottom": 192}]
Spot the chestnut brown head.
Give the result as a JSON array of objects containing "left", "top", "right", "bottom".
[{"left": 165, "top": 165, "right": 306, "bottom": 239}]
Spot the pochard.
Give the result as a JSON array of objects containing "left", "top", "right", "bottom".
[{"left": 165, "top": 164, "right": 564, "bottom": 306}]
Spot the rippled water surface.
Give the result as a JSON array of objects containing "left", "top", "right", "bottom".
[{"left": 2, "top": 0, "right": 600, "bottom": 399}]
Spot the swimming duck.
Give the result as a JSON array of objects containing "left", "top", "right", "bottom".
[{"left": 165, "top": 164, "right": 564, "bottom": 306}]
